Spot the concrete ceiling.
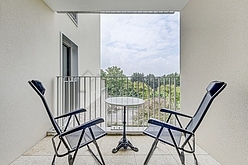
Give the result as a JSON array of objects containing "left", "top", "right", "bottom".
[{"left": 43, "top": 0, "right": 189, "bottom": 13}]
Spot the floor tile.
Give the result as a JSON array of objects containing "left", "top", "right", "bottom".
[{"left": 11, "top": 135, "right": 221, "bottom": 165}]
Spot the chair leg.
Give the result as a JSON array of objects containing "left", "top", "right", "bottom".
[
  {"left": 187, "top": 141, "right": 198, "bottom": 165},
  {"left": 179, "top": 151, "right": 185, "bottom": 165},
  {"left": 52, "top": 154, "right": 56, "bottom": 165},
  {"left": 68, "top": 154, "right": 73, "bottom": 165},
  {"left": 69, "top": 145, "right": 81, "bottom": 165},
  {"left": 94, "top": 141, "right": 105, "bottom": 165},
  {"left": 144, "top": 138, "right": 159, "bottom": 165},
  {"left": 51, "top": 138, "right": 63, "bottom": 165},
  {"left": 193, "top": 152, "right": 198, "bottom": 165},
  {"left": 87, "top": 141, "right": 105, "bottom": 165}
]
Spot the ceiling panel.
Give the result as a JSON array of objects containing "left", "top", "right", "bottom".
[{"left": 43, "top": 0, "right": 189, "bottom": 13}]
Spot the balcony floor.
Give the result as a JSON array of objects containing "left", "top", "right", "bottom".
[{"left": 11, "top": 135, "right": 220, "bottom": 165}]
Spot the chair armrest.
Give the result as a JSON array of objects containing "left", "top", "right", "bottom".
[
  {"left": 54, "top": 108, "right": 86, "bottom": 119},
  {"left": 160, "top": 108, "right": 192, "bottom": 118},
  {"left": 59, "top": 117, "right": 104, "bottom": 137},
  {"left": 148, "top": 118, "right": 193, "bottom": 135}
]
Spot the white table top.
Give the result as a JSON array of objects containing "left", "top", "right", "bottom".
[{"left": 105, "top": 97, "right": 145, "bottom": 106}]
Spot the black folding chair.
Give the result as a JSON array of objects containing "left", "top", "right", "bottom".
[
  {"left": 143, "top": 81, "right": 227, "bottom": 165},
  {"left": 28, "top": 80, "right": 106, "bottom": 165}
]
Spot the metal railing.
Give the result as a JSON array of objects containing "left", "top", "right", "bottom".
[{"left": 56, "top": 75, "right": 180, "bottom": 133}]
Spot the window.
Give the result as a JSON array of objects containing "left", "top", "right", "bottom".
[
  {"left": 62, "top": 44, "right": 71, "bottom": 77},
  {"left": 61, "top": 33, "right": 79, "bottom": 113},
  {"left": 61, "top": 33, "right": 78, "bottom": 77}
]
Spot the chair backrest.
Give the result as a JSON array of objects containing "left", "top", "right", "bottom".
[
  {"left": 185, "top": 81, "right": 227, "bottom": 138},
  {"left": 28, "top": 80, "right": 62, "bottom": 134}
]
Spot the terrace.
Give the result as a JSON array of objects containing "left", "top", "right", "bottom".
[{"left": 2, "top": 0, "right": 247, "bottom": 165}]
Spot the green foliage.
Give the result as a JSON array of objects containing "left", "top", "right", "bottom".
[
  {"left": 161, "top": 72, "right": 180, "bottom": 86},
  {"left": 155, "top": 84, "right": 180, "bottom": 109},
  {"left": 101, "top": 66, "right": 180, "bottom": 126},
  {"left": 131, "top": 72, "right": 145, "bottom": 82},
  {"left": 133, "top": 98, "right": 170, "bottom": 126},
  {"left": 132, "top": 85, "right": 180, "bottom": 126},
  {"left": 101, "top": 66, "right": 127, "bottom": 97},
  {"left": 125, "top": 81, "right": 152, "bottom": 99},
  {"left": 144, "top": 74, "right": 159, "bottom": 89}
]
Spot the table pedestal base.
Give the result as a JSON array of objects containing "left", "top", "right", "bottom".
[
  {"left": 105, "top": 97, "right": 144, "bottom": 154},
  {"left": 112, "top": 138, "right": 139, "bottom": 153}
]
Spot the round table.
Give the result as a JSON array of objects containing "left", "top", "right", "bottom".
[{"left": 105, "top": 97, "right": 145, "bottom": 153}]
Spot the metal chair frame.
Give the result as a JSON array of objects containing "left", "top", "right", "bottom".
[
  {"left": 28, "top": 80, "right": 106, "bottom": 165},
  {"left": 143, "top": 81, "right": 227, "bottom": 165}
]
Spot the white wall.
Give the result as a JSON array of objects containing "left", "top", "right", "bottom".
[
  {"left": 0, "top": 0, "right": 100, "bottom": 164},
  {"left": 78, "top": 14, "right": 101, "bottom": 76},
  {"left": 180, "top": 0, "right": 248, "bottom": 164}
]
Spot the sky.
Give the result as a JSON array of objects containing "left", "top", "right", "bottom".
[{"left": 101, "top": 13, "right": 180, "bottom": 76}]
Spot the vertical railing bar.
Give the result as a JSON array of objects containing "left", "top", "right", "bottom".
[
  {"left": 72, "top": 76, "right": 75, "bottom": 126},
  {"left": 129, "top": 77, "right": 134, "bottom": 128},
  {"left": 56, "top": 77, "right": 60, "bottom": 126},
  {"left": 174, "top": 77, "right": 176, "bottom": 111},
  {"left": 83, "top": 77, "right": 86, "bottom": 122},
  {"left": 94, "top": 76, "right": 97, "bottom": 119},
  {"left": 169, "top": 77, "right": 171, "bottom": 110},
  {"left": 62, "top": 77, "right": 65, "bottom": 127},
  {"left": 109, "top": 77, "right": 113, "bottom": 127},
  {"left": 69, "top": 76, "right": 71, "bottom": 114},
  {"left": 78, "top": 76, "right": 81, "bottom": 123},
  {"left": 116, "top": 76, "right": 118, "bottom": 97},
  {"left": 137, "top": 77, "right": 140, "bottom": 128},
  {"left": 158, "top": 77, "right": 160, "bottom": 120},
  {"left": 110, "top": 76, "right": 112, "bottom": 127},
  {"left": 174, "top": 77, "right": 177, "bottom": 126},
  {"left": 147, "top": 77, "right": 150, "bottom": 121},
  {"left": 137, "top": 76, "right": 140, "bottom": 98},
  {"left": 126, "top": 77, "right": 128, "bottom": 130},
  {"left": 153, "top": 77, "right": 155, "bottom": 118},
  {"left": 142, "top": 76, "right": 145, "bottom": 128},
  {"left": 89, "top": 77, "right": 92, "bottom": 120},
  {"left": 169, "top": 77, "right": 173, "bottom": 124},
  {"left": 163, "top": 77, "right": 166, "bottom": 121},
  {"left": 130, "top": 78, "right": 134, "bottom": 127},
  {"left": 104, "top": 76, "right": 107, "bottom": 129},
  {"left": 115, "top": 76, "right": 118, "bottom": 126},
  {"left": 99, "top": 76, "right": 102, "bottom": 127},
  {"left": 126, "top": 76, "right": 128, "bottom": 97},
  {"left": 125, "top": 77, "right": 128, "bottom": 129}
]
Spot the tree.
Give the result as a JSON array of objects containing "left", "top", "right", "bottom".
[
  {"left": 101, "top": 69, "right": 107, "bottom": 77},
  {"left": 101, "top": 66, "right": 127, "bottom": 97},
  {"left": 132, "top": 98, "right": 170, "bottom": 126},
  {"left": 144, "top": 74, "right": 159, "bottom": 89},
  {"left": 156, "top": 84, "right": 180, "bottom": 109},
  {"left": 131, "top": 72, "right": 145, "bottom": 82},
  {"left": 125, "top": 81, "right": 152, "bottom": 99},
  {"left": 161, "top": 72, "right": 180, "bottom": 86},
  {"left": 105, "top": 66, "right": 126, "bottom": 77},
  {"left": 101, "top": 66, "right": 181, "bottom": 126}
]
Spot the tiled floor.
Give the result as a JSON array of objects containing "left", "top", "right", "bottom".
[{"left": 11, "top": 135, "right": 220, "bottom": 165}]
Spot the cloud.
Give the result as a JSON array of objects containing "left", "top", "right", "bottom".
[{"left": 101, "top": 13, "right": 180, "bottom": 76}]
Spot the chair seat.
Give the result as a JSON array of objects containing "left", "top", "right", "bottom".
[
  {"left": 65, "top": 125, "right": 107, "bottom": 150},
  {"left": 143, "top": 124, "right": 182, "bottom": 147}
]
